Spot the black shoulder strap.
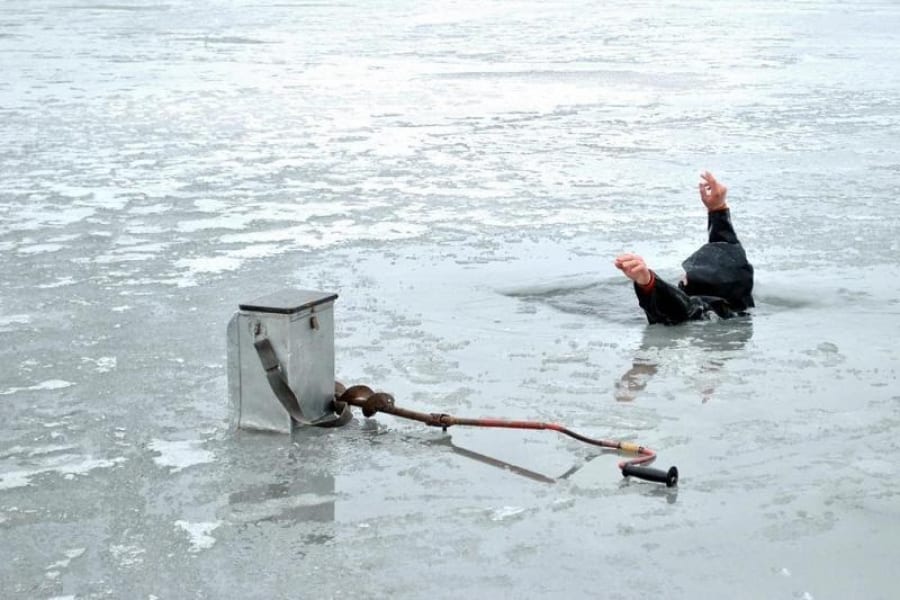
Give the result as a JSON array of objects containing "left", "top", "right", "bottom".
[{"left": 253, "top": 335, "right": 351, "bottom": 428}]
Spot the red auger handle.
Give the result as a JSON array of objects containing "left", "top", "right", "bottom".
[{"left": 621, "top": 465, "right": 679, "bottom": 487}]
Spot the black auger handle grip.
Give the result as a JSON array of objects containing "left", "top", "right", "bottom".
[{"left": 621, "top": 465, "right": 679, "bottom": 487}]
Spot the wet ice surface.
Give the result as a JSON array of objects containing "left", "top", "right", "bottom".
[{"left": 1, "top": 0, "right": 899, "bottom": 598}]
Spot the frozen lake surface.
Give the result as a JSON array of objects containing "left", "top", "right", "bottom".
[{"left": 1, "top": 1, "right": 899, "bottom": 598}]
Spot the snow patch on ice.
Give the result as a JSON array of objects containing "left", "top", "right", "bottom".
[
  {"left": 0, "top": 454, "right": 127, "bottom": 490},
  {"left": 81, "top": 356, "right": 117, "bottom": 373},
  {"left": 175, "top": 520, "right": 222, "bottom": 552},
  {"left": 110, "top": 543, "right": 146, "bottom": 567},
  {"left": 36, "top": 276, "right": 77, "bottom": 289},
  {"left": 0, "top": 313, "right": 31, "bottom": 326},
  {"left": 174, "top": 255, "right": 243, "bottom": 275},
  {"left": 0, "top": 379, "right": 74, "bottom": 396},
  {"left": 148, "top": 439, "right": 214, "bottom": 473},
  {"left": 46, "top": 547, "right": 86, "bottom": 570},
  {"left": 18, "top": 243, "right": 64, "bottom": 255},
  {"left": 489, "top": 506, "right": 526, "bottom": 521}
]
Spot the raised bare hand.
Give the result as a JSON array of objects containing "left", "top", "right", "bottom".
[{"left": 699, "top": 171, "right": 728, "bottom": 211}]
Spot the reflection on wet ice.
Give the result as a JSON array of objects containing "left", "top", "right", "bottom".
[
  {"left": 227, "top": 476, "right": 336, "bottom": 526},
  {"left": 616, "top": 318, "right": 754, "bottom": 403}
]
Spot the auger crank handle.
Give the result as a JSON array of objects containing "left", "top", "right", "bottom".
[{"left": 621, "top": 465, "right": 679, "bottom": 487}]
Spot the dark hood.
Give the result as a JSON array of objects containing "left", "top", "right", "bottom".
[{"left": 678, "top": 242, "right": 754, "bottom": 311}]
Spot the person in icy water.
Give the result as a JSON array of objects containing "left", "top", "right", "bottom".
[{"left": 614, "top": 171, "right": 754, "bottom": 325}]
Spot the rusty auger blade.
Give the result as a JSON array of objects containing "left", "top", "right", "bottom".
[{"left": 333, "top": 382, "right": 678, "bottom": 487}]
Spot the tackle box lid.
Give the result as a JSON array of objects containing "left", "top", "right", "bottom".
[{"left": 239, "top": 289, "right": 338, "bottom": 315}]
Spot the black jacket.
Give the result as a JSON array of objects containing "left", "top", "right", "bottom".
[{"left": 634, "top": 209, "right": 754, "bottom": 325}]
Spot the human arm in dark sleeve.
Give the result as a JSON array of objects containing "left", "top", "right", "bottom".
[
  {"left": 707, "top": 207, "right": 740, "bottom": 244},
  {"left": 633, "top": 271, "right": 701, "bottom": 325}
]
